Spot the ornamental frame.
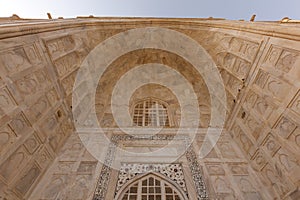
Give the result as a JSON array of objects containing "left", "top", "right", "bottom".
[
  {"left": 92, "top": 134, "right": 208, "bottom": 200},
  {"left": 115, "top": 172, "right": 189, "bottom": 200},
  {"left": 115, "top": 163, "right": 188, "bottom": 197}
]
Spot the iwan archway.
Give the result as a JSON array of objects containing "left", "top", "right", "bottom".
[{"left": 0, "top": 17, "right": 299, "bottom": 200}]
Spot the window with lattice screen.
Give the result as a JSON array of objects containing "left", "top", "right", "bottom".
[
  {"left": 120, "top": 175, "right": 183, "bottom": 200},
  {"left": 132, "top": 99, "right": 169, "bottom": 127}
]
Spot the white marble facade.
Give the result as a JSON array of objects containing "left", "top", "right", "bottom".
[{"left": 0, "top": 17, "right": 299, "bottom": 200}]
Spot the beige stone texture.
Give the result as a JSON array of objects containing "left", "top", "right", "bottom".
[{"left": 0, "top": 17, "right": 299, "bottom": 200}]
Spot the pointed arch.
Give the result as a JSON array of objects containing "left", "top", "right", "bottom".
[{"left": 115, "top": 172, "right": 188, "bottom": 200}]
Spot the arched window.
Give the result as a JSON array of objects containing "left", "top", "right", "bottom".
[
  {"left": 116, "top": 173, "right": 187, "bottom": 200},
  {"left": 132, "top": 98, "right": 170, "bottom": 127}
]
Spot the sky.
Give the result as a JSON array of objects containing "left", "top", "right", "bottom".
[{"left": 0, "top": 0, "right": 300, "bottom": 21}]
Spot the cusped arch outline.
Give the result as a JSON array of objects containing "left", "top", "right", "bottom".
[{"left": 114, "top": 172, "right": 189, "bottom": 200}]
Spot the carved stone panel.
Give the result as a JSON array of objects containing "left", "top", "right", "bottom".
[
  {"left": 274, "top": 116, "right": 298, "bottom": 139},
  {"left": 216, "top": 49, "right": 251, "bottom": 82},
  {"left": 234, "top": 124, "right": 255, "bottom": 156},
  {"left": 234, "top": 176, "right": 262, "bottom": 199},
  {"left": 263, "top": 46, "right": 282, "bottom": 67},
  {"left": 35, "top": 147, "right": 52, "bottom": 170},
  {"left": 54, "top": 51, "right": 80, "bottom": 78},
  {"left": 244, "top": 90, "right": 258, "bottom": 110},
  {"left": 0, "top": 125, "right": 17, "bottom": 155},
  {"left": 205, "top": 163, "right": 225, "bottom": 176},
  {"left": 48, "top": 127, "right": 65, "bottom": 153},
  {"left": 44, "top": 35, "right": 76, "bottom": 60},
  {"left": 217, "top": 52, "right": 236, "bottom": 70},
  {"left": 77, "top": 161, "right": 97, "bottom": 174},
  {"left": 263, "top": 45, "right": 299, "bottom": 73},
  {"left": 40, "top": 175, "right": 70, "bottom": 199},
  {"left": 253, "top": 97, "right": 275, "bottom": 121},
  {"left": 251, "top": 150, "right": 267, "bottom": 171},
  {"left": 14, "top": 162, "right": 41, "bottom": 196},
  {"left": 46, "top": 87, "right": 59, "bottom": 107},
  {"left": 9, "top": 112, "right": 31, "bottom": 136},
  {"left": 227, "top": 76, "right": 243, "bottom": 97},
  {"left": 243, "top": 114, "right": 262, "bottom": 140},
  {"left": 40, "top": 114, "right": 58, "bottom": 134},
  {"left": 254, "top": 69, "right": 290, "bottom": 102},
  {"left": 275, "top": 148, "right": 299, "bottom": 174},
  {"left": 25, "top": 94, "right": 50, "bottom": 123},
  {"left": 0, "top": 44, "right": 42, "bottom": 75},
  {"left": 65, "top": 174, "right": 92, "bottom": 200},
  {"left": 261, "top": 164, "right": 293, "bottom": 198},
  {"left": 0, "top": 146, "right": 29, "bottom": 183},
  {"left": 290, "top": 90, "right": 300, "bottom": 116},
  {"left": 211, "top": 176, "right": 234, "bottom": 194},
  {"left": 288, "top": 127, "right": 300, "bottom": 150},
  {"left": 232, "top": 58, "right": 251, "bottom": 80},
  {"left": 0, "top": 86, "right": 17, "bottom": 116},
  {"left": 217, "top": 142, "right": 239, "bottom": 158},
  {"left": 0, "top": 180, "right": 20, "bottom": 200},
  {"left": 14, "top": 68, "right": 51, "bottom": 99},
  {"left": 228, "top": 163, "right": 249, "bottom": 175},
  {"left": 254, "top": 69, "right": 268, "bottom": 89},
  {"left": 54, "top": 161, "right": 76, "bottom": 174},
  {"left": 220, "top": 37, "right": 259, "bottom": 62},
  {"left": 24, "top": 133, "right": 41, "bottom": 154},
  {"left": 219, "top": 67, "right": 231, "bottom": 84},
  {"left": 58, "top": 141, "right": 84, "bottom": 160},
  {"left": 261, "top": 133, "right": 281, "bottom": 156},
  {"left": 61, "top": 70, "right": 77, "bottom": 95},
  {"left": 234, "top": 176, "right": 256, "bottom": 192}
]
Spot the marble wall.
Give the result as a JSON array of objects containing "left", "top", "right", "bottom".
[{"left": 0, "top": 18, "right": 299, "bottom": 199}]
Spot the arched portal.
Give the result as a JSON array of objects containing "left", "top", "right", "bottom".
[{"left": 115, "top": 172, "right": 188, "bottom": 200}]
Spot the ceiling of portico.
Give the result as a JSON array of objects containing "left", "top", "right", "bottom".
[
  {"left": 95, "top": 48, "right": 212, "bottom": 128},
  {"left": 91, "top": 27, "right": 258, "bottom": 129},
  {"left": 34, "top": 24, "right": 262, "bottom": 133}
]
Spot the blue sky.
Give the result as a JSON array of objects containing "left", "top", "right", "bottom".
[{"left": 0, "top": 0, "right": 299, "bottom": 21}]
